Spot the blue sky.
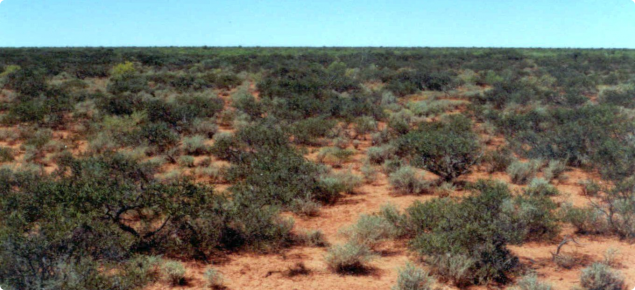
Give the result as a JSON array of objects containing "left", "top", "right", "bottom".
[{"left": 0, "top": 0, "right": 634, "bottom": 47}]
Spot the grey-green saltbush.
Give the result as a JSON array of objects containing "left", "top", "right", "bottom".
[
  {"left": 507, "top": 160, "right": 540, "bottom": 185},
  {"left": 325, "top": 242, "right": 375, "bottom": 274},
  {"left": 525, "top": 178, "right": 559, "bottom": 196},
  {"left": 392, "top": 262, "right": 436, "bottom": 290},
  {"left": 511, "top": 274, "right": 552, "bottom": 290},
  {"left": 389, "top": 166, "right": 431, "bottom": 195},
  {"left": 161, "top": 260, "right": 186, "bottom": 286},
  {"left": 580, "top": 263, "right": 625, "bottom": 290},
  {"left": 341, "top": 214, "right": 396, "bottom": 247}
]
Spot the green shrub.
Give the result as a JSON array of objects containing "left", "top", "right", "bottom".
[
  {"left": 389, "top": 166, "right": 431, "bottom": 195},
  {"left": 428, "top": 254, "right": 476, "bottom": 287},
  {"left": 317, "top": 147, "right": 356, "bottom": 167},
  {"left": 193, "top": 164, "right": 227, "bottom": 183},
  {"left": 289, "top": 197, "right": 322, "bottom": 216},
  {"left": 581, "top": 179, "right": 601, "bottom": 196},
  {"left": 136, "top": 122, "right": 180, "bottom": 152},
  {"left": 511, "top": 274, "right": 552, "bottom": 290},
  {"left": 580, "top": 263, "right": 625, "bottom": 290},
  {"left": 499, "top": 196, "right": 560, "bottom": 243},
  {"left": 563, "top": 205, "right": 611, "bottom": 235},
  {"left": 392, "top": 262, "right": 436, "bottom": 290},
  {"left": 379, "top": 204, "right": 408, "bottom": 238},
  {"left": 161, "top": 261, "right": 186, "bottom": 286},
  {"left": 354, "top": 116, "right": 377, "bottom": 139},
  {"left": 290, "top": 117, "right": 336, "bottom": 145},
  {"left": 298, "top": 229, "right": 329, "bottom": 247},
  {"left": 182, "top": 135, "right": 211, "bottom": 155},
  {"left": 210, "top": 132, "right": 240, "bottom": 161},
  {"left": 483, "top": 147, "right": 517, "bottom": 173},
  {"left": 341, "top": 214, "right": 396, "bottom": 248},
  {"left": 507, "top": 160, "right": 540, "bottom": 185},
  {"left": 543, "top": 160, "right": 566, "bottom": 181},
  {"left": 367, "top": 145, "right": 396, "bottom": 165},
  {"left": 178, "top": 155, "right": 195, "bottom": 168},
  {"left": 524, "top": 178, "right": 559, "bottom": 196},
  {"left": 325, "top": 242, "right": 375, "bottom": 274},
  {"left": 204, "top": 268, "right": 224, "bottom": 289},
  {"left": 330, "top": 170, "right": 363, "bottom": 194},
  {"left": 383, "top": 158, "right": 404, "bottom": 175},
  {"left": 599, "top": 87, "right": 635, "bottom": 108},
  {"left": 388, "top": 109, "right": 415, "bottom": 135},
  {"left": 436, "top": 182, "right": 456, "bottom": 197},
  {"left": 361, "top": 161, "right": 378, "bottom": 183},
  {"left": 396, "top": 115, "right": 481, "bottom": 181},
  {"left": 191, "top": 118, "right": 218, "bottom": 138},
  {"left": 0, "top": 147, "right": 14, "bottom": 162},
  {"left": 407, "top": 180, "right": 520, "bottom": 285}
]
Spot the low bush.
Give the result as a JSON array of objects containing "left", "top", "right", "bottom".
[
  {"left": 330, "top": 170, "right": 363, "bottom": 194},
  {"left": 367, "top": 145, "right": 396, "bottom": 165},
  {"left": 524, "top": 178, "right": 559, "bottom": 196},
  {"left": 392, "top": 262, "right": 436, "bottom": 290},
  {"left": 210, "top": 132, "right": 240, "bottom": 161},
  {"left": 178, "top": 155, "right": 195, "bottom": 167},
  {"left": 0, "top": 147, "right": 14, "bottom": 162},
  {"left": 563, "top": 205, "right": 611, "bottom": 235},
  {"left": 428, "top": 254, "right": 475, "bottom": 287},
  {"left": 360, "top": 161, "right": 378, "bottom": 184},
  {"left": 354, "top": 116, "right": 377, "bottom": 139},
  {"left": 204, "top": 268, "right": 224, "bottom": 289},
  {"left": 580, "top": 263, "right": 625, "bottom": 290},
  {"left": 580, "top": 179, "right": 601, "bottom": 196},
  {"left": 543, "top": 160, "right": 566, "bottom": 181},
  {"left": 289, "top": 197, "right": 322, "bottom": 217},
  {"left": 389, "top": 166, "right": 431, "bottom": 195},
  {"left": 325, "top": 242, "right": 375, "bottom": 274},
  {"left": 396, "top": 115, "right": 481, "bottom": 181},
  {"left": 483, "top": 147, "right": 517, "bottom": 173},
  {"left": 182, "top": 135, "right": 212, "bottom": 155},
  {"left": 317, "top": 147, "right": 356, "bottom": 167},
  {"left": 406, "top": 181, "right": 525, "bottom": 285},
  {"left": 136, "top": 122, "right": 180, "bottom": 152},
  {"left": 507, "top": 160, "right": 540, "bottom": 185},
  {"left": 341, "top": 214, "right": 396, "bottom": 248},
  {"left": 161, "top": 261, "right": 186, "bottom": 286},
  {"left": 499, "top": 196, "right": 560, "bottom": 243},
  {"left": 511, "top": 274, "right": 552, "bottom": 290},
  {"left": 290, "top": 117, "right": 336, "bottom": 145},
  {"left": 190, "top": 118, "right": 218, "bottom": 138},
  {"left": 298, "top": 229, "right": 329, "bottom": 247}
]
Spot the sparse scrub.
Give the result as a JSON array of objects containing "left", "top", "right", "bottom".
[
  {"left": 341, "top": 214, "right": 396, "bottom": 247},
  {"left": 392, "top": 262, "right": 436, "bottom": 290},
  {"left": 0, "top": 147, "right": 14, "bottom": 162},
  {"left": 162, "top": 261, "right": 187, "bottom": 286},
  {"left": 298, "top": 229, "right": 329, "bottom": 247},
  {"left": 360, "top": 160, "right": 378, "bottom": 183},
  {"left": 396, "top": 115, "right": 481, "bottom": 181},
  {"left": 389, "top": 166, "right": 431, "bottom": 195},
  {"left": 543, "top": 160, "right": 566, "bottom": 181},
  {"left": 525, "top": 178, "right": 559, "bottom": 196},
  {"left": 579, "top": 263, "right": 625, "bottom": 290},
  {"left": 182, "top": 135, "right": 212, "bottom": 155},
  {"left": 325, "top": 242, "right": 375, "bottom": 274},
  {"left": 367, "top": 144, "right": 396, "bottom": 165},
  {"left": 507, "top": 160, "right": 540, "bottom": 185},
  {"left": 483, "top": 147, "right": 517, "bottom": 173},
  {"left": 510, "top": 274, "right": 553, "bottom": 290},
  {"left": 204, "top": 268, "right": 225, "bottom": 289}
]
